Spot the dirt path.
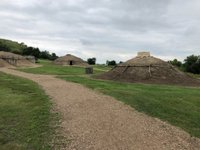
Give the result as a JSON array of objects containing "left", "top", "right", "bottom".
[{"left": 1, "top": 68, "right": 200, "bottom": 150}]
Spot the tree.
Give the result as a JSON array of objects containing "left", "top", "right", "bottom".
[
  {"left": 106, "top": 60, "right": 116, "bottom": 66},
  {"left": 22, "top": 47, "right": 40, "bottom": 59},
  {"left": 183, "top": 55, "right": 200, "bottom": 74},
  {"left": 87, "top": 57, "right": 96, "bottom": 65},
  {"left": 168, "top": 59, "right": 182, "bottom": 67},
  {"left": 0, "top": 41, "right": 10, "bottom": 51},
  {"left": 50, "top": 53, "right": 58, "bottom": 60},
  {"left": 40, "top": 50, "right": 51, "bottom": 59}
]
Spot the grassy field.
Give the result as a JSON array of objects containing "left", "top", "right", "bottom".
[
  {"left": 60, "top": 76, "right": 200, "bottom": 138},
  {"left": 91, "top": 64, "right": 113, "bottom": 71},
  {"left": 0, "top": 72, "right": 56, "bottom": 150},
  {"left": 15, "top": 60, "right": 200, "bottom": 138},
  {"left": 18, "top": 59, "right": 111, "bottom": 75}
]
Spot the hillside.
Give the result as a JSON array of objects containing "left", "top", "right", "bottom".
[
  {"left": 0, "top": 38, "right": 26, "bottom": 54},
  {"left": 0, "top": 38, "right": 58, "bottom": 60}
]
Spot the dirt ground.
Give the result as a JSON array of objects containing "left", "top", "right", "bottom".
[
  {"left": 0, "top": 51, "right": 37, "bottom": 67},
  {"left": 1, "top": 68, "right": 200, "bottom": 150},
  {"left": 0, "top": 59, "right": 14, "bottom": 68}
]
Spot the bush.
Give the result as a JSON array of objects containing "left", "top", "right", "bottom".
[
  {"left": 183, "top": 55, "right": 200, "bottom": 74},
  {"left": 87, "top": 58, "right": 96, "bottom": 65},
  {"left": 106, "top": 60, "right": 116, "bottom": 66},
  {"left": 168, "top": 59, "right": 182, "bottom": 67}
]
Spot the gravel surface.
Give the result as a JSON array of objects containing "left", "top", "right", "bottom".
[{"left": 1, "top": 68, "right": 200, "bottom": 150}]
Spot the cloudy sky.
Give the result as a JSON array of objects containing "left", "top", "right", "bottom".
[{"left": 0, "top": 0, "right": 200, "bottom": 63}]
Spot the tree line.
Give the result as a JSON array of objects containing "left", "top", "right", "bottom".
[
  {"left": 169, "top": 55, "right": 200, "bottom": 74},
  {"left": 87, "top": 58, "right": 119, "bottom": 66},
  {"left": 0, "top": 40, "right": 58, "bottom": 61},
  {"left": 21, "top": 46, "right": 58, "bottom": 61}
]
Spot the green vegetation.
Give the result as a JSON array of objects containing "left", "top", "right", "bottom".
[
  {"left": 17, "top": 59, "right": 200, "bottom": 139},
  {"left": 187, "top": 73, "right": 200, "bottom": 79},
  {"left": 87, "top": 57, "right": 96, "bottom": 65},
  {"left": 18, "top": 59, "right": 111, "bottom": 75},
  {"left": 168, "top": 59, "right": 182, "bottom": 67},
  {"left": 169, "top": 55, "right": 200, "bottom": 74},
  {"left": 19, "top": 64, "right": 85, "bottom": 75},
  {"left": 184, "top": 55, "right": 200, "bottom": 74},
  {"left": 0, "top": 72, "right": 56, "bottom": 149},
  {"left": 0, "top": 38, "right": 58, "bottom": 60},
  {"left": 106, "top": 60, "right": 117, "bottom": 66},
  {"left": 60, "top": 76, "right": 200, "bottom": 138},
  {"left": 0, "top": 38, "right": 25, "bottom": 54},
  {"left": 92, "top": 64, "right": 113, "bottom": 71}
]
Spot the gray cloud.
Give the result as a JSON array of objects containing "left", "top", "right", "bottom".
[{"left": 0, "top": 0, "right": 200, "bottom": 63}]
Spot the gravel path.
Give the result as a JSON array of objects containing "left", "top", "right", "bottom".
[{"left": 1, "top": 68, "right": 200, "bottom": 150}]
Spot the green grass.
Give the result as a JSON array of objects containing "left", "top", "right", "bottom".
[
  {"left": 0, "top": 38, "right": 26, "bottom": 54},
  {"left": 91, "top": 64, "right": 113, "bottom": 71},
  {"left": 187, "top": 73, "right": 200, "bottom": 79},
  {"left": 18, "top": 59, "right": 110, "bottom": 75},
  {"left": 60, "top": 76, "right": 200, "bottom": 138},
  {"left": 0, "top": 72, "right": 56, "bottom": 150}
]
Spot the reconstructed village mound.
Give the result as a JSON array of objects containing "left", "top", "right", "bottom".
[
  {"left": 54, "top": 54, "right": 88, "bottom": 66},
  {"left": 97, "top": 52, "right": 200, "bottom": 87},
  {"left": 0, "top": 51, "right": 36, "bottom": 68}
]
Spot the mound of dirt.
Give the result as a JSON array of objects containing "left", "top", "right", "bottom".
[
  {"left": 16, "top": 59, "right": 37, "bottom": 67},
  {"left": 97, "top": 52, "right": 200, "bottom": 87},
  {"left": 0, "top": 51, "right": 24, "bottom": 59},
  {"left": 0, "top": 58, "right": 15, "bottom": 68},
  {"left": 0, "top": 51, "right": 36, "bottom": 67},
  {"left": 54, "top": 54, "right": 88, "bottom": 66}
]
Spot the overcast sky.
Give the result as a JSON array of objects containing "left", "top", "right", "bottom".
[{"left": 0, "top": 0, "right": 200, "bottom": 63}]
